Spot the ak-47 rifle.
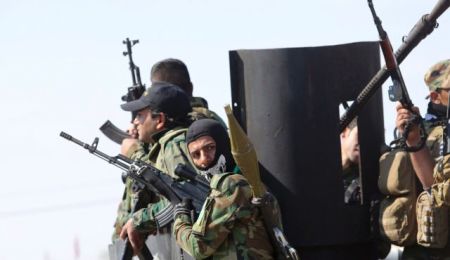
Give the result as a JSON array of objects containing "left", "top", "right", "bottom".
[
  {"left": 100, "top": 38, "right": 146, "bottom": 144},
  {"left": 367, "top": 0, "right": 427, "bottom": 152},
  {"left": 339, "top": 0, "right": 450, "bottom": 133},
  {"left": 59, "top": 131, "right": 209, "bottom": 260}
]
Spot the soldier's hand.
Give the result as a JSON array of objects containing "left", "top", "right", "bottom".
[
  {"left": 395, "top": 102, "right": 421, "bottom": 146},
  {"left": 126, "top": 124, "right": 138, "bottom": 139},
  {"left": 120, "top": 138, "right": 139, "bottom": 156},
  {"left": 121, "top": 124, "right": 139, "bottom": 156},
  {"left": 120, "top": 219, "right": 144, "bottom": 255}
]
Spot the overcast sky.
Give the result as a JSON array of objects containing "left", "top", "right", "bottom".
[{"left": 1, "top": 0, "right": 449, "bottom": 259}]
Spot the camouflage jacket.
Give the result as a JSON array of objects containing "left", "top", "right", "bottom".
[
  {"left": 112, "top": 96, "right": 225, "bottom": 239},
  {"left": 173, "top": 172, "right": 274, "bottom": 260},
  {"left": 112, "top": 127, "right": 193, "bottom": 238},
  {"left": 190, "top": 96, "right": 227, "bottom": 129}
]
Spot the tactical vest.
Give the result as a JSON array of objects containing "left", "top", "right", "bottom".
[{"left": 378, "top": 124, "right": 450, "bottom": 248}]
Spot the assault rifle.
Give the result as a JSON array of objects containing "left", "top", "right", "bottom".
[
  {"left": 367, "top": 0, "right": 427, "bottom": 152},
  {"left": 100, "top": 38, "right": 146, "bottom": 144},
  {"left": 339, "top": 0, "right": 450, "bottom": 132},
  {"left": 59, "top": 131, "right": 209, "bottom": 260}
]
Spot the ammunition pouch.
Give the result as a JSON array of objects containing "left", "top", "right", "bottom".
[
  {"left": 378, "top": 150, "right": 416, "bottom": 196},
  {"left": 378, "top": 150, "right": 418, "bottom": 246},
  {"left": 434, "top": 154, "right": 450, "bottom": 206},
  {"left": 415, "top": 153, "right": 450, "bottom": 248},
  {"left": 379, "top": 195, "right": 417, "bottom": 246},
  {"left": 433, "top": 180, "right": 450, "bottom": 207},
  {"left": 416, "top": 190, "right": 448, "bottom": 248}
]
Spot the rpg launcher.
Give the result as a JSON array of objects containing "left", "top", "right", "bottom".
[
  {"left": 224, "top": 105, "right": 299, "bottom": 260},
  {"left": 367, "top": 0, "right": 427, "bottom": 152},
  {"left": 59, "top": 131, "right": 209, "bottom": 259},
  {"left": 100, "top": 37, "right": 146, "bottom": 144}
]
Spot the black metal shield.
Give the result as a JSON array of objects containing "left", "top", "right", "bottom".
[{"left": 229, "top": 42, "right": 384, "bottom": 257}]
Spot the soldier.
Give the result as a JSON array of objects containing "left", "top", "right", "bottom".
[
  {"left": 150, "top": 58, "right": 226, "bottom": 126},
  {"left": 395, "top": 59, "right": 450, "bottom": 259},
  {"left": 119, "top": 58, "right": 225, "bottom": 162},
  {"left": 172, "top": 119, "right": 274, "bottom": 259},
  {"left": 117, "top": 82, "right": 194, "bottom": 259},
  {"left": 341, "top": 119, "right": 391, "bottom": 258},
  {"left": 340, "top": 119, "right": 361, "bottom": 204},
  {"left": 114, "top": 58, "right": 226, "bottom": 240}
]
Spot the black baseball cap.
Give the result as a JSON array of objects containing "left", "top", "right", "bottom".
[{"left": 121, "top": 82, "right": 191, "bottom": 119}]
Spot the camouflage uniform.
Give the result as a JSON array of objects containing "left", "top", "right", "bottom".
[
  {"left": 401, "top": 123, "right": 450, "bottom": 259},
  {"left": 113, "top": 128, "right": 195, "bottom": 260},
  {"left": 190, "top": 96, "right": 227, "bottom": 129},
  {"left": 401, "top": 59, "right": 450, "bottom": 259},
  {"left": 173, "top": 171, "right": 274, "bottom": 260},
  {"left": 112, "top": 96, "right": 225, "bottom": 239}
]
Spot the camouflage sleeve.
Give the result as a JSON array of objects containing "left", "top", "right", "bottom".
[
  {"left": 111, "top": 179, "right": 134, "bottom": 241},
  {"left": 160, "top": 135, "right": 192, "bottom": 177},
  {"left": 173, "top": 174, "right": 253, "bottom": 258},
  {"left": 130, "top": 142, "right": 150, "bottom": 162}
]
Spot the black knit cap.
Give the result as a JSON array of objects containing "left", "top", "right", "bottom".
[
  {"left": 186, "top": 119, "right": 235, "bottom": 172},
  {"left": 121, "top": 82, "right": 191, "bottom": 120}
]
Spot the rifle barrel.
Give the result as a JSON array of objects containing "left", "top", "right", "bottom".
[{"left": 59, "top": 131, "right": 130, "bottom": 171}]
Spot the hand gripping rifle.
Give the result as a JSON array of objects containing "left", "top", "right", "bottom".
[
  {"left": 367, "top": 0, "right": 427, "bottom": 152},
  {"left": 59, "top": 131, "right": 209, "bottom": 260},
  {"left": 100, "top": 38, "right": 147, "bottom": 144},
  {"left": 339, "top": 0, "right": 450, "bottom": 133}
]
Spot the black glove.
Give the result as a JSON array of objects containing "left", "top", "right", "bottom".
[{"left": 173, "top": 198, "right": 193, "bottom": 220}]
